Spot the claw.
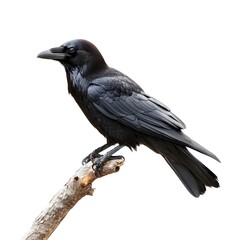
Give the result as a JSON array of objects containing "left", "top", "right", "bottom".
[
  {"left": 92, "top": 161, "right": 103, "bottom": 177},
  {"left": 82, "top": 144, "right": 111, "bottom": 165},
  {"left": 82, "top": 157, "right": 90, "bottom": 165},
  {"left": 83, "top": 145, "right": 124, "bottom": 176},
  {"left": 82, "top": 152, "right": 102, "bottom": 165},
  {"left": 92, "top": 155, "right": 124, "bottom": 177}
]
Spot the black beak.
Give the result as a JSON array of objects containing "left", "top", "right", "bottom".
[{"left": 37, "top": 47, "right": 66, "bottom": 60}]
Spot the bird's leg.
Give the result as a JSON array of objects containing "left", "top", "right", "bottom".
[
  {"left": 82, "top": 143, "right": 111, "bottom": 165},
  {"left": 92, "top": 145, "right": 124, "bottom": 176}
]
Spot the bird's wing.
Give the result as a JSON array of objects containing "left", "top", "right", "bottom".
[
  {"left": 88, "top": 76, "right": 185, "bottom": 129},
  {"left": 88, "top": 77, "right": 219, "bottom": 161}
]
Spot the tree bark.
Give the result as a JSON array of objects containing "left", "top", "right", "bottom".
[{"left": 22, "top": 157, "right": 125, "bottom": 240}]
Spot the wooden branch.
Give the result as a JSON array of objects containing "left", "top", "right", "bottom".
[{"left": 22, "top": 157, "right": 125, "bottom": 240}]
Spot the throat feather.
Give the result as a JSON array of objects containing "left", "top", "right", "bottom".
[{"left": 67, "top": 68, "right": 89, "bottom": 94}]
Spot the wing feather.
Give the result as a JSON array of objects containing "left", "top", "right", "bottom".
[
  {"left": 88, "top": 80, "right": 219, "bottom": 161},
  {"left": 89, "top": 82, "right": 185, "bottom": 132}
]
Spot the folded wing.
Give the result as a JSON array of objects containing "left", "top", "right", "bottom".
[{"left": 88, "top": 78, "right": 219, "bottom": 161}]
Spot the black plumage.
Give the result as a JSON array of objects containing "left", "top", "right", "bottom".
[{"left": 38, "top": 39, "right": 220, "bottom": 197}]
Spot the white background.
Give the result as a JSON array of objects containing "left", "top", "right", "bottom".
[{"left": 0, "top": 0, "right": 239, "bottom": 239}]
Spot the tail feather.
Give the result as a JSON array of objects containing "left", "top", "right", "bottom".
[
  {"left": 164, "top": 146, "right": 219, "bottom": 197},
  {"left": 164, "top": 157, "right": 206, "bottom": 197},
  {"left": 141, "top": 136, "right": 220, "bottom": 197},
  {"left": 178, "top": 147, "right": 219, "bottom": 187}
]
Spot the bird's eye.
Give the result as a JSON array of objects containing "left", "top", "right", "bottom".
[{"left": 68, "top": 47, "right": 76, "bottom": 54}]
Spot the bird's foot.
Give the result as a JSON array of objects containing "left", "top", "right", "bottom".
[
  {"left": 92, "top": 155, "right": 124, "bottom": 177},
  {"left": 82, "top": 144, "right": 111, "bottom": 165},
  {"left": 82, "top": 152, "right": 103, "bottom": 165}
]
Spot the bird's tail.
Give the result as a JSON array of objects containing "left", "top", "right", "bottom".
[
  {"left": 163, "top": 147, "right": 219, "bottom": 197},
  {"left": 141, "top": 137, "right": 219, "bottom": 197}
]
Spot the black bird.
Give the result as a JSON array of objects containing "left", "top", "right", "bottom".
[{"left": 38, "top": 39, "right": 220, "bottom": 197}]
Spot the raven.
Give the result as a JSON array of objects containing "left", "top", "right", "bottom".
[{"left": 38, "top": 39, "right": 219, "bottom": 197}]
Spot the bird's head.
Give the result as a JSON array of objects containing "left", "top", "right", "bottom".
[{"left": 37, "top": 39, "right": 107, "bottom": 76}]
